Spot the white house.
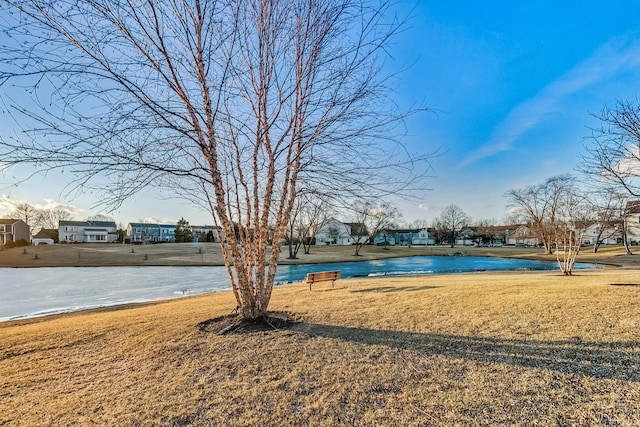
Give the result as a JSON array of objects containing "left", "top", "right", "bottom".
[
  {"left": 626, "top": 200, "right": 640, "bottom": 245},
  {"left": 506, "top": 224, "right": 539, "bottom": 246},
  {"left": 315, "top": 218, "right": 368, "bottom": 245},
  {"left": 412, "top": 228, "right": 436, "bottom": 245},
  {"left": 581, "top": 222, "right": 621, "bottom": 246},
  {"left": 59, "top": 220, "right": 118, "bottom": 243}
]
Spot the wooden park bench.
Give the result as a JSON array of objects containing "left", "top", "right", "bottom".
[{"left": 306, "top": 270, "right": 341, "bottom": 291}]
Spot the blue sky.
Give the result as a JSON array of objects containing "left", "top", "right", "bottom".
[{"left": 3, "top": 1, "right": 640, "bottom": 226}]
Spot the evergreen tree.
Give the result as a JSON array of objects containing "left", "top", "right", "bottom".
[{"left": 175, "top": 218, "right": 193, "bottom": 243}]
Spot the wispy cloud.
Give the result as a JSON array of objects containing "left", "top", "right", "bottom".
[{"left": 461, "top": 36, "right": 640, "bottom": 166}]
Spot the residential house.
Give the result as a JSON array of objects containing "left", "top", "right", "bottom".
[
  {"left": 59, "top": 220, "right": 118, "bottom": 243},
  {"left": 127, "top": 223, "right": 176, "bottom": 243},
  {"left": 191, "top": 225, "right": 223, "bottom": 242},
  {"left": 372, "top": 230, "right": 396, "bottom": 246},
  {"left": 32, "top": 228, "right": 59, "bottom": 245},
  {"left": 315, "top": 218, "right": 368, "bottom": 245},
  {"left": 455, "top": 227, "right": 476, "bottom": 246},
  {"left": 412, "top": 228, "right": 436, "bottom": 245},
  {"left": 505, "top": 224, "right": 539, "bottom": 246},
  {"left": 475, "top": 225, "right": 514, "bottom": 245},
  {"left": 581, "top": 222, "right": 621, "bottom": 246},
  {"left": 372, "top": 228, "right": 435, "bottom": 246},
  {"left": 0, "top": 219, "right": 30, "bottom": 246},
  {"left": 626, "top": 200, "right": 640, "bottom": 245}
]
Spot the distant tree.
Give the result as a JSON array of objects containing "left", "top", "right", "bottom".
[
  {"left": 351, "top": 202, "right": 401, "bottom": 256},
  {"left": 435, "top": 204, "right": 470, "bottom": 248},
  {"left": 175, "top": 218, "right": 193, "bottom": 243},
  {"left": 474, "top": 218, "right": 497, "bottom": 245},
  {"left": 206, "top": 230, "right": 215, "bottom": 243},
  {"left": 411, "top": 219, "right": 431, "bottom": 230},
  {"left": 37, "top": 208, "right": 72, "bottom": 230},
  {"left": 10, "top": 202, "right": 40, "bottom": 231},
  {"left": 580, "top": 100, "right": 640, "bottom": 197},
  {"left": 86, "top": 214, "right": 115, "bottom": 222},
  {"left": 505, "top": 175, "right": 573, "bottom": 254},
  {"left": 116, "top": 228, "right": 126, "bottom": 243},
  {"left": 578, "top": 100, "right": 640, "bottom": 255},
  {"left": 286, "top": 195, "right": 330, "bottom": 259},
  {"left": 584, "top": 186, "right": 627, "bottom": 253}
]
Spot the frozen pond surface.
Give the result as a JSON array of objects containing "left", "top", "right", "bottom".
[{"left": 0, "top": 256, "right": 600, "bottom": 321}]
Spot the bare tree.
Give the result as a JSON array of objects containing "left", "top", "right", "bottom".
[
  {"left": 505, "top": 175, "right": 573, "bottom": 254},
  {"left": 553, "top": 187, "right": 590, "bottom": 275},
  {"left": 474, "top": 218, "right": 497, "bottom": 245},
  {"left": 435, "top": 204, "right": 469, "bottom": 248},
  {"left": 86, "top": 214, "right": 115, "bottom": 223},
  {"left": 0, "top": 1, "right": 428, "bottom": 321},
  {"left": 350, "top": 201, "right": 400, "bottom": 256},
  {"left": 411, "top": 219, "right": 430, "bottom": 229},
  {"left": 579, "top": 100, "right": 640, "bottom": 255},
  {"left": 583, "top": 186, "right": 627, "bottom": 253},
  {"left": 9, "top": 202, "right": 39, "bottom": 230},
  {"left": 286, "top": 194, "right": 329, "bottom": 259},
  {"left": 580, "top": 100, "right": 640, "bottom": 197},
  {"left": 37, "top": 208, "right": 72, "bottom": 230}
]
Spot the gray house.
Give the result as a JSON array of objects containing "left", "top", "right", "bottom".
[
  {"left": 0, "top": 219, "right": 30, "bottom": 245},
  {"left": 59, "top": 220, "right": 118, "bottom": 243}
]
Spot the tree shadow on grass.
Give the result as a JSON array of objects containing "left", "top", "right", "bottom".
[
  {"left": 293, "top": 323, "right": 640, "bottom": 382},
  {"left": 349, "top": 286, "right": 442, "bottom": 293}
]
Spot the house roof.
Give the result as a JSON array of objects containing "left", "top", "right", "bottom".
[
  {"left": 128, "top": 223, "right": 177, "bottom": 228},
  {"left": 0, "top": 218, "right": 20, "bottom": 225},
  {"left": 128, "top": 222, "right": 161, "bottom": 228},
  {"left": 626, "top": 200, "right": 640, "bottom": 214},
  {"left": 34, "top": 228, "right": 57, "bottom": 239},
  {"left": 60, "top": 220, "right": 116, "bottom": 227}
]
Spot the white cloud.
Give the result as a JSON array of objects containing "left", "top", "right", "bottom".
[
  {"left": 417, "top": 203, "right": 439, "bottom": 212},
  {"left": 461, "top": 36, "right": 640, "bottom": 166},
  {"left": 140, "top": 216, "right": 176, "bottom": 224},
  {"left": 0, "top": 195, "right": 84, "bottom": 218},
  {"left": 0, "top": 195, "right": 20, "bottom": 216}
]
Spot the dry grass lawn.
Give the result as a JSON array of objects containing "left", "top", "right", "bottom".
[{"left": 1, "top": 268, "right": 640, "bottom": 425}]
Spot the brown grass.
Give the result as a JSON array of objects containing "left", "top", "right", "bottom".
[{"left": 2, "top": 269, "right": 640, "bottom": 425}]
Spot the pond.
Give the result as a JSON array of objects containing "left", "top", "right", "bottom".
[{"left": 0, "top": 256, "right": 600, "bottom": 322}]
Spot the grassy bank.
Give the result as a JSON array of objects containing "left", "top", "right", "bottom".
[
  {"left": 2, "top": 269, "right": 639, "bottom": 425},
  {"left": 1, "top": 241, "right": 639, "bottom": 267}
]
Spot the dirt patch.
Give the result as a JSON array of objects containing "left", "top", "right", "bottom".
[{"left": 197, "top": 311, "right": 298, "bottom": 335}]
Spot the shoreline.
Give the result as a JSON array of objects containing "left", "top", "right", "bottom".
[
  {"left": 0, "top": 243, "right": 633, "bottom": 323},
  {"left": 0, "top": 241, "right": 637, "bottom": 268},
  {"left": 0, "top": 260, "right": 608, "bottom": 325}
]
